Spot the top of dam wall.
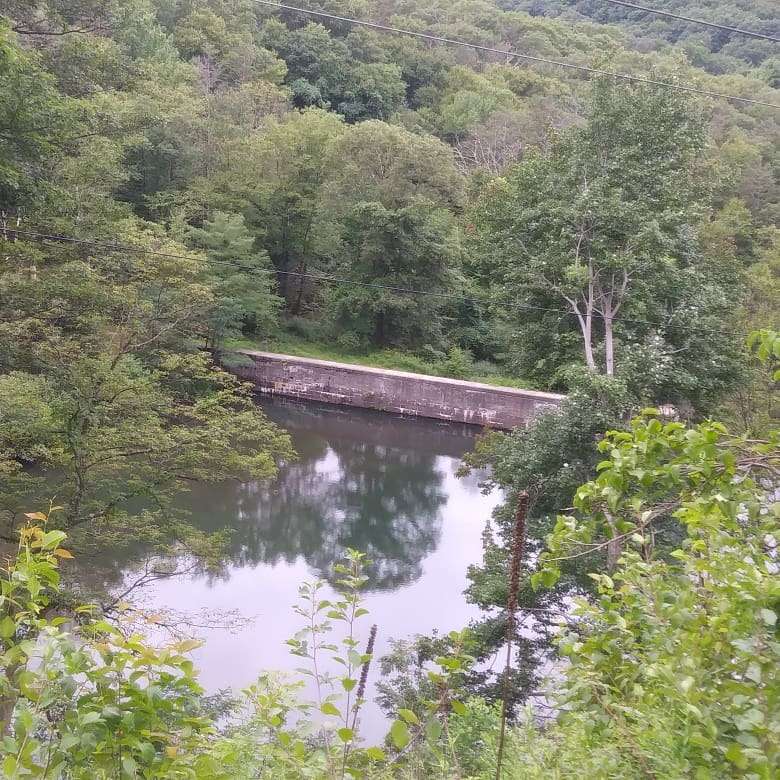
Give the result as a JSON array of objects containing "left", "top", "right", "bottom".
[
  {"left": 236, "top": 351, "right": 566, "bottom": 403},
  {"left": 230, "top": 350, "right": 566, "bottom": 429}
]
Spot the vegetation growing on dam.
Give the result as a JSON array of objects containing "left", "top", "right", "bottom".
[
  {"left": 232, "top": 332, "right": 533, "bottom": 388},
  {"left": 0, "top": 0, "right": 778, "bottom": 776}
]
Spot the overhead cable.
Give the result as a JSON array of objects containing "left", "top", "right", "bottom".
[
  {"left": 250, "top": 0, "right": 780, "bottom": 109},
  {"left": 599, "top": 0, "right": 779, "bottom": 43}
]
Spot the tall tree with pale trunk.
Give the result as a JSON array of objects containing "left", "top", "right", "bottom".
[{"left": 474, "top": 77, "right": 711, "bottom": 380}]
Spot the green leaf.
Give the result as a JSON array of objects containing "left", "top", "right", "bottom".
[
  {"left": 337, "top": 727, "right": 354, "bottom": 743},
  {"left": 425, "top": 717, "right": 443, "bottom": 743},
  {"left": 0, "top": 616, "right": 16, "bottom": 639},
  {"left": 173, "top": 639, "right": 202, "bottom": 653},
  {"left": 745, "top": 662, "right": 762, "bottom": 683},
  {"left": 531, "top": 567, "right": 560, "bottom": 590},
  {"left": 320, "top": 702, "right": 340, "bottom": 717},
  {"left": 348, "top": 649, "right": 364, "bottom": 667},
  {"left": 679, "top": 676, "right": 694, "bottom": 694},
  {"left": 450, "top": 700, "right": 466, "bottom": 716},
  {"left": 390, "top": 719, "right": 410, "bottom": 749},
  {"left": 41, "top": 530, "right": 67, "bottom": 550},
  {"left": 17, "top": 709, "right": 33, "bottom": 736},
  {"left": 366, "top": 747, "right": 386, "bottom": 761},
  {"left": 725, "top": 743, "right": 748, "bottom": 769},
  {"left": 398, "top": 708, "right": 419, "bottom": 725},
  {"left": 79, "top": 711, "right": 101, "bottom": 726},
  {"left": 17, "top": 670, "right": 40, "bottom": 700},
  {"left": 341, "top": 677, "right": 357, "bottom": 692}
]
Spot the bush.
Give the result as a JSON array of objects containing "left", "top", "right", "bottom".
[
  {"left": 438, "top": 346, "right": 474, "bottom": 379},
  {"left": 335, "top": 330, "right": 365, "bottom": 354}
]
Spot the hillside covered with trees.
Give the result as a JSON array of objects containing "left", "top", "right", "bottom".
[
  {"left": 0, "top": 0, "right": 778, "bottom": 777},
  {"left": 508, "top": 0, "right": 779, "bottom": 77}
]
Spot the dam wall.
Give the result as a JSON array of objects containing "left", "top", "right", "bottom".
[{"left": 228, "top": 350, "right": 565, "bottom": 430}]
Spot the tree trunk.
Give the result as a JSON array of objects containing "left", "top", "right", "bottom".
[
  {"left": 375, "top": 311, "right": 385, "bottom": 347},
  {"left": 604, "top": 312, "right": 614, "bottom": 376},
  {"left": 583, "top": 307, "right": 596, "bottom": 371},
  {"left": 585, "top": 266, "right": 597, "bottom": 371},
  {"left": 565, "top": 288, "right": 596, "bottom": 371},
  {"left": 600, "top": 271, "right": 627, "bottom": 377},
  {"left": 293, "top": 217, "right": 314, "bottom": 317},
  {"left": 604, "top": 510, "right": 622, "bottom": 571},
  {"left": 606, "top": 535, "right": 621, "bottom": 571}
]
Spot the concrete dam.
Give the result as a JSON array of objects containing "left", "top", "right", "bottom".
[{"left": 229, "top": 350, "right": 565, "bottom": 430}]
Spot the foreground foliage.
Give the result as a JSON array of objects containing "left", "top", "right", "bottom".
[
  {"left": 526, "top": 415, "right": 780, "bottom": 778},
  {"left": 2, "top": 403, "right": 777, "bottom": 777},
  {"left": 462, "top": 333, "right": 778, "bottom": 706}
]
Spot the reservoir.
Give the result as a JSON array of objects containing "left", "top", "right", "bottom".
[{"left": 79, "top": 396, "right": 500, "bottom": 736}]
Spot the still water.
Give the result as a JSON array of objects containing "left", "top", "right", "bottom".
[{"left": 86, "top": 397, "right": 500, "bottom": 735}]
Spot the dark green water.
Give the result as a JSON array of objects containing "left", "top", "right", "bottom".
[{"left": 85, "top": 397, "right": 500, "bottom": 735}]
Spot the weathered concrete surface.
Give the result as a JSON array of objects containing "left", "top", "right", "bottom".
[{"left": 229, "top": 350, "right": 565, "bottom": 429}]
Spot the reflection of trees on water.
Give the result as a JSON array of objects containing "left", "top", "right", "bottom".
[
  {"left": 185, "top": 437, "right": 447, "bottom": 591},
  {"left": 303, "top": 440, "right": 446, "bottom": 590},
  {"left": 72, "top": 400, "right": 471, "bottom": 595}
]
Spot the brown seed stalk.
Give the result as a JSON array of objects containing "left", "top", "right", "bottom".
[
  {"left": 496, "top": 490, "right": 529, "bottom": 780},
  {"left": 351, "top": 623, "right": 378, "bottom": 732}
]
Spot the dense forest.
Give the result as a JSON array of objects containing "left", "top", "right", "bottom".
[
  {"left": 0, "top": 0, "right": 778, "bottom": 777},
  {"left": 508, "top": 0, "right": 779, "bottom": 76}
]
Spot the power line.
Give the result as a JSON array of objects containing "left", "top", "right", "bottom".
[
  {"left": 251, "top": 0, "right": 780, "bottom": 109},
  {"left": 4, "top": 227, "right": 200, "bottom": 263},
  {"left": 3, "top": 226, "right": 742, "bottom": 338},
  {"left": 599, "top": 0, "right": 779, "bottom": 43}
]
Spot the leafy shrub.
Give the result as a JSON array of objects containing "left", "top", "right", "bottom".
[{"left": 437, "top": 346, "right": 474, "bottom": 379}]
